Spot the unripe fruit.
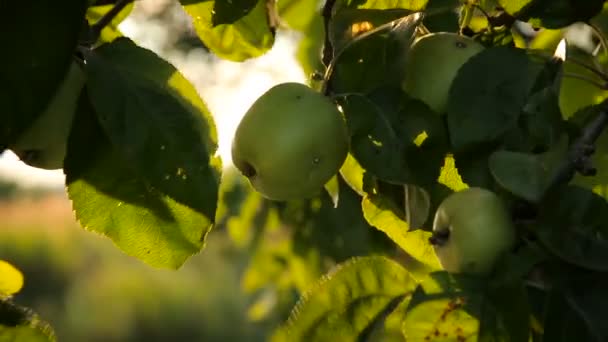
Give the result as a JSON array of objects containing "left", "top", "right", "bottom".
[
  {"left": 430, "top": 187, "right": 515, "bottom": 275},
  {"left": 11, "top": 61, "right": 86, "bottom": 170},
  {"left": 231, "top": 82, "right": 349, "bottom": 201},
  {"left": 402, "top": 32, "right": 485, "bottom": 114}
]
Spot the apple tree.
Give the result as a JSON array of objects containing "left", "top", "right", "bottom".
[{"left": 2, "top": 0, "right": 608, "bottom": 341}]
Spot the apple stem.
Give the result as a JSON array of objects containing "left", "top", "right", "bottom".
[
  {"left": 240, "top": 162, "right": 257, "bottom": 178},
  {"left": 429, "top": 229, "right": 450, "bottom": 246}
]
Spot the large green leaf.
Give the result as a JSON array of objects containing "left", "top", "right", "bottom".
[
  {"left": 542, "top": 289, "right": 597, "bottom": 342},
  {"left": 328, "top": 13, "right": 421, "bottom": 94},
  {"left": 65, "top": 94, "right": 213, "bottom": 269},
  {"left": 181, "top": 0, "right": 275, "bottom": 61},
  {"left": 488, "top": 135, "right": 568, "bottom": 202},
  {"left": 362, "top": 194, "right": 442, "bottom": 272},
  {"left": 535, "top": 185, "right": 608, "bottom": 271},
  {"left": 337, "top": 90, "right": 448, "bottom": 187},
  {"left": 83, "top": 38, "right": 220, "bottom": 222},
  {"left": 273, "top": 256, "right": 417, "bottom": 342},
  {"left": 0, "top": 1, "right": 87, "bottom": 147},
  {"left": 0, "top": 300, "right": 55, "bottom": 342},
  {"left": 447, "top": 46, "right": 543, "bottom": 151},
  {"left": 556, "top": 272, "right": 608, "bottom": 342},
  {"left": 497, "top": 0, "right": 604, "bottom": 29}
]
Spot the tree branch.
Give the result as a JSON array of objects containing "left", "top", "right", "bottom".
[
  {"left": 90, "top": 0, "right": 134, "bottom": 41},
  {"left": 321, "top": 0, "right": 337, "bottom": 68},
  {"left": 549, "top": 99, "right": 608, "bottom": 188}
]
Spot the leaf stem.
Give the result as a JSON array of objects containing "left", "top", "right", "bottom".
[{"left": 90, "top": 0, "right": 134, "bottom": 41}]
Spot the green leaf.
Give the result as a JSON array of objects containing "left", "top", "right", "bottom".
[
  {"left": 563, "top": 273, "right": 608, "bottom": 342},
  {"left": 447, "top": 46, "right": 542, "bottom": 151},
  {"left": 329, "top": 13, "right": 421, "bottom": 94},
  {"left": 83, "top": 38, "right": 221, "bottom": 222},
  {"left": 212, "top": 0, "right": 258, "bottom": 26},
  {"left": 362, "top": 194, "right": 442, "bottom": 272},
  {"left": 488, "top": 135, "right": 568, "bottom": 202},
  {"left": 0, "top": 300, "right": 55, "bottom": 342},
  {"left": 86, "top": 3, "right": 134, "bottom": 44},
  {"left": 497, "top": 0, "right": 604, "bottom": 29},
  {"left": 182, "top": 0, "right": 275, "bottom": 61},
  {"left": 0, "top": 2, "right": 87, "bottom": 147},
  {"left": 298, "top": 177, "right": 394, "bottom": 263},
  {"left": 273, "top": 256, "right": 417, "bottom": 341},
  {"left": 65, "top": 87, "right": 213, "bottom": 269},
  {"left": 536, "top": 186, "right": 608, "bottom": 272},
  {"left": 278, "top": 0, "right": 320, "bottom": 31},
  {"left": 542, "top": 289, "right": 597, "bottom": 342},
  {"left": 337, "top": 90, "right": 448, "bottom": 187}
]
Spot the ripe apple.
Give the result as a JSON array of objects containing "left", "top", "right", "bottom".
[
  {"left": 10, "top": 60, "right": 86, "bottom": 170},
  {"left": 231, "top": 82, "right": 349, "bottom": 201},
  {"left": 430, "top": 187, "right": 515, "bottom": 275},
  {"left": 402, "top": 32, "right": 484, "bottom": 114}
]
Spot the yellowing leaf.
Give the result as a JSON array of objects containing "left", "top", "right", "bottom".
[
  {"left": 362, "top": 195, "right": 442, "bottom": 273},
  {"left": 438, "top": 154, "right": 468, "bottom": 191},
  {"left": 0, "top": 260, "right": 24, "bottom": 297}
]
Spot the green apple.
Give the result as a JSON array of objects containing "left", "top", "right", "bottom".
[
  {"left": 10, "top": 60, "right": 86, "bottom": 170},
  {"left": 231, "top": 82, "right": 349, "bottom": 201},
  {"left": 402, "top": 32, "right": 485, "bottom": 114},
  {"left": 430, "top": 187, "right": 515, "bottom": 275}
]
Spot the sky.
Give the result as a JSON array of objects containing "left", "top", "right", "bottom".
[{"left": 0, "top": 7, "right": 305, "bottom": 189}]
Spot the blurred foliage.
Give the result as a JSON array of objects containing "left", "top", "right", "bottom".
[{"left": 0, "top": 168, "right": 394, "bottom": 341}]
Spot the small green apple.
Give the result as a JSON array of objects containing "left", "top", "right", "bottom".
[
  {"left": 10, "top": 60, "right": 86, "bottom": 170},
  {"left": 402, "top": 32, "right": 485, "bottom": 114},
  {"left": 430, "top": 187, "right": 515, "bottom": 275},
  {"left": 231, "top": 82, "right": 349, "bottom": 201}
]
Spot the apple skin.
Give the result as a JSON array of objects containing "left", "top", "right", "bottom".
[
  {"left": 231, "top": 82, "right": 349, "bottom": 201},
  {"left": 10, "top": 61, "right": 86, "bottom": 170},
  {"left": 402, "top": 32, "right": 485, "bottom": 114},
  {"left": 431, "top": 187, "right": 515, "bottom": 275}
]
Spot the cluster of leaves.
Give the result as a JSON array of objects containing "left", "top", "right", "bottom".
[{"left": 3, "top": 0, "right": 608, "bottom": 341}]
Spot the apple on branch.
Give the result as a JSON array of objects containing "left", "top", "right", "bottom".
[
  {"left": 430, "top": 187, "right": 516, "bottom": 275},
  {"left": 231, "top": 82, "right": 349, "bottom": 201}
]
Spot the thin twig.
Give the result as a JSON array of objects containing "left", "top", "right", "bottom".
[
  {"left": 91, "top": 0, "right": 134, "bottom": 41},
  {"left": 534, "top": 49, "right": 608, "bottom": 83},
  {"left": 562, "top": 72, "right": 608, "bottom": 90},
  {"left": 549, "top": 99, "right": 608, "bottom": 188},
  {"left": 589, "top": 23, "right": 608, "bottom": 73},
  {"left": 321, "top": 0, "right": 337, "bottom": 68}
]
